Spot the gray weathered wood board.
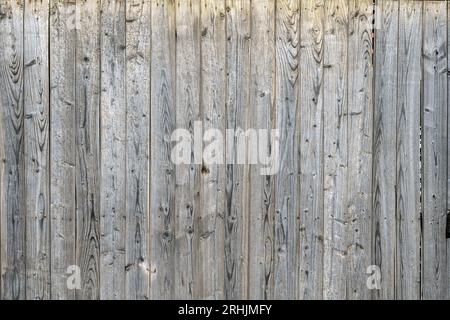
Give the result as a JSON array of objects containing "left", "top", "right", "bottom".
[
  {"left": 24, "top": 0, "right": 50, "bottom": 300},
  {"left": 298, "top": 0, "right": 324, "bottom": 300},
  {"left": 422, "top": 0, "right": 448, "bottom": 300},
  {"left": 49, "top": 0, "right": 77, "bottom": 300},
  {"left": 0, "top": 0, "right": 449, "bottom": 300},
  {"left": 125, "top": 0, "right": 151, "bottom": 300},
  {"left": 0, "top": 0, "right": 25, "bottom": 300},
  {"left": 373, "top": 0, "right": 398, "bottom": 300},
  {"left": 323, "top": 0, "right": 347, "bottom": 300},
  {"left": 396, "top": 0, "right": 422, "bottom": 300},
  {"left": 76, "top": 0, "right": 101, "bottom": 300},
  {"left": 248, "top": 0, "right": 276, "bottom": 300},
  {"left": 149, "top": 0, "right": 176, "bottom": 300}
]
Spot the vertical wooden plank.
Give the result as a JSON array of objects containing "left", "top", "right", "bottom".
[
  {"left": 323, "top": 0, "right": 348, "bottom": 300},
  {"left": 422, "top": 0, "right": 448, "bottom": 300},
  {"left": 448, "top": 0, "right": 450, "bottom": 301},
  {"left": 150, "top": 0, "right": 176, "bottom": 300},
  {"left": 298, "top": 0, "right": 324, "bottom": 300},
  {"left": 174, "top": 0, "right": 200, "bottom": 300},
  {"left": 372, "top": 0, "right": 398, "bottom": 300},
  {"left": 125, "top": 0, "right": 151, "bottom": 300},
  {"left": 50, "top": 0, "right": 76, "bottom": 300},
  {"left": 24, "top": 0, "right": 50, "bottom": 300},
  {"left": 248, "top": 0, "right": 276, "bottom": 300},
  {"left": 224, "top": 0, "right": 251, "bottom": 300},
  {"left": 199, "top": 0, "right": 226, "bottom": 300},
  {"left": 0, "top": 34, "right": 4, "bottom": 298},
  {"left": 347, "top": 0, "right": 374, "bottom": 300},
  {"left": 0, "top": 0, "right": 25, "bottom": 300},
  {"left": 100, "top": 0, "right": 127, "bottom": 300},
  {"left": 0, "top": 74, "right": 3, "bottom": 300},
  {"left": 396, "top": 0, "right": 422, "bottom": 300},
  {"left": 274, "top": 0, "right": 300, "bottom": 300},
  {"left": 75, "top": 0, "right": 101, "bottom": 300}
]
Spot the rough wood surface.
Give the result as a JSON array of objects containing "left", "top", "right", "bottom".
[
  {"left": 125, "top": 0, "right": 151, "bottom": 300},
  {"left": 150, "top": 0, "right": 176, "bottom": 300},
  {"left": 24, "top": 0, "right": 50, "bottom": 300},
  {"left": 448, "top": 0, "right": 450, "bottom": 301},
  {"left": 274, "top": 0, "right": 300, "bottom": 300},
  {"left": 224, "top": 0, "right": 251, "bottom": 300},
  {"left": 99, "top": 0, "right": 127, "bottom": 300},
  {"left": 248, "top": 0, "right": 276, "bottom": 300},
  {"left": 396, "top": 0, "right": 422, "bottom": 300},
  {"left": 199, "top": 0, "right": 227, "bottom": 300},
  {"left": 0, "top": 0, "right": 448, "bottom": 300},
  {"left": 323, "top": 0, "right": 347, "bottom": 301},
  {"left": 0, "top": 0, "right": 25, "bottom": 300},
  {"left": 422, "top": 0, "right": 448, "bottom": 300},
  {"left": 75, "top": 0, "right": 101, "bottom": 300},
  {"left": 298, "top": 0, "right": 324, "bottom": 300},
  {"left": 346, "top": 0, "right": 374, "bottom": 300},
  {"left": 174, "top": 0, "right": 201, "bottom": 300},
  {"left": 372, "top": 0, "right": 398, "bottom": 300},
  {"left": 50, "top": 0, "right": 77, "bottom": 300}
]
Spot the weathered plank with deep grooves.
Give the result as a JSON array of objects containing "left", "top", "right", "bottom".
[
  {"left": 274, "top": 0, "right": 299, "bottom": 300},
  {"left": 346, "top": 0, "right": 374, "bottom": 300},
  {"left": 422, "top": 0, "right": 448, "bottom": 300},
  {"left": 24, "top": 0, "right": 50, "bottom": 300},
  {"left": 323, "top": 0, "right": 348, "bottom": 301},
  {"left": 396, "top": 0, "right": 422, "bottom": 300},
  {"left": 0, "top": 0, "right": 25, "bottom": 300},
  {"left": 0, "top": 0, "right": 449, "bottom": 301},
  {"left": 224, "top": 0, "right": 251, "bottom": 300},
  {"left": 50, "top": 0, "right": 76, "bottom": 300},
  {"left": 199, "top": 0, "right": 226, "bottom": 300},
  {"left": 100, "top": 0, "right": 127, "bottom": 300},
  {"left": 372, "top": 0, "right": 398, "bottom": 300},
  {"left": 174, "top": 0, "right": 200, "bottom": 300},
  {"left": 150, "top": 0, "right": 176, "bottom": 300},
  {"left": 298, "top": 0, "right": 324, "bottom": 300},
  {"left": 125, "top": 0, "right": 151, "bottom": 301},
  {"left": 248, "top": 0, "right": 276, "bottom": 300},
  {"left": 75, "top": 0, "right": 101, "bottom": 300}
]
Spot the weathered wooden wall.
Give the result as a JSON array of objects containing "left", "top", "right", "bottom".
[{"left": 0, "top": 0, "right": 449, "bottom": 300}]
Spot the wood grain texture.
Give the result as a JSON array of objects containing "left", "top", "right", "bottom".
[
  {"left": 298, "top": 0, "right": 324, "bottom": 300},
  {"left": 224, "top": 0, "right": 251, "bottom": 300},
  {"left": 448, "top": 0, "right": 450, "bottom": 301},
  {"left": 174, "top": 0, "right": 200, "bottom": 300},
  {"left": 125, "top": 0, "right": 151, "bottom": 300},
  {"left": 75, "top": 0, "right": 101, "bottom": 300},
  {"left": 274, "top": 0, "right": 299, "bottom": 300},
  {"left": 199, "top": 0, "right": 226, "bottom": 300},
  {"left": 372, "top": 0, "right": 398, "bottom": 300},
  {"left": 24, "top": 0, "right": 50, "bottom": 300},
  {"left": 396, "top": 0, "right": 422, "bottom": 300},
  {"left": 0, "top": 0, "right": 25, "bottom": 300},
  {"left": 0, "top": 32, "right": 3, "bottom": 299},
  {"left": 422, "top": 0, "right": 448, "bottom": 300},
  {"left": 323, "top": 0, "right": 348, "bottom": 301},
  {"left": 50, "top": 0, "right": 76, "bottom": 300},
  {"left": 346, "top": 0, "right": 374, "bottom": 300},
  {"left": 0, "top": 0, "right": 449, "bottom": 301},
  {"left": 100, "top": 0, "right": 127, "bottom": 300},
  {"left": 248, "top": 0, "right": 276, "bottom": 300},
  {"left": 0, "top": 62, "right": 3, "bottom": 300},
  {"left": 150, "top": 0, "right": 176, "bottom": 300}
]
